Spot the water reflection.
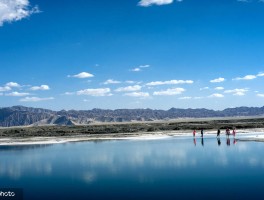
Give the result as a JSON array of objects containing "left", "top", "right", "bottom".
[
  {"left": 0, "top": 137, "right": 259, "bottom": 180},
  {"left": 233, "top": 139, "right": 237, "bottom": 145},
  {"left": 0, "top": 144, "right": 53, "bottom": 152},
  {"left": 226, "top": 137, "right": 231, "bottom": 146},
  {"left": 201, "top": 138, "right": 204, "bottom": 146},
  {"left": 193, "top": 137, "right": 238, "bottom": 147},
  {"left": 0, "top": 137, "right": 264, "bottom": 200},
  {"left": 217, "top": 138, "right": 221, "bottom": 146}
]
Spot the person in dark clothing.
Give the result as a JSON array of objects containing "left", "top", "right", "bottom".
[
  {"left": 201, "top": 128, "right": 204, "bottom": 137},
  {"left": 217, "top": 129, "right": 221, "bottom": 137}
]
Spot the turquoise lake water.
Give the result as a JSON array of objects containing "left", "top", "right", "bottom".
[{"left": 1, "top": 134, "right": 264, "bottom": 200}]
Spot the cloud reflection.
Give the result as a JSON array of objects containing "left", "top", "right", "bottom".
[{"left": 1, "top": 138, "right": 264, "bottom": 182}]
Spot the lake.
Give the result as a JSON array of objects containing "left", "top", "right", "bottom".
[{"left": 1, "top": 134, "right": 264, "bottom": 200}]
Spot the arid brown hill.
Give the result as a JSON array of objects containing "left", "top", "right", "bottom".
[{"left": 0, "top": 105, "right": 264, "bottom": 127}]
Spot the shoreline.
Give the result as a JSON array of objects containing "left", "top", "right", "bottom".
[{"left": 1, "top": 128, "right": 264, "bottom": 146}]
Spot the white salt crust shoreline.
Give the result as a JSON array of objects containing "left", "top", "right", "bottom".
[{"left": 0, "top": 128, "right": 264, "bottom": 146}]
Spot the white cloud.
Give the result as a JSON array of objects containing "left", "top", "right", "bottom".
[
  {"left": 30, "top": 85, "right": 50, "bottom": 91},
  {"left": 19, "top": 97, "right": 54, "bottom": 102},
  {"left": 153, "top": 88, "right": 185, "bottom": 96},
  {"left": 232, "top": 72, "right": 264, "bottom": 81},
  {"left": 200, "top": 87, "right": 209, "bottom": 91},
  {"left": 234, "top": 92, "right": 246, "bottom": 96},
  {"left": 210, "top": 77, "right": 225, "bottom": 83},
  {"left": 115, "top": 85, "right": 142, "bottom": 92},
  {"left": 103, "top": 79, "right": 121, "bottom": 85},
  {"left": 215, "top": 87, "right": 224, "bottom": 90},
  {"left": 194, "top": 97, "right": 204, "bottom": 99},
  {"left": 0, "top": 0, "right": 39, "bottom": 26},
  {"left": 126, "top": 80, "right": 136, "bottom": 84},
  {"left": 139, "top": 64, "right": 150, "bottom": 68},
  {"left": 124, "top": 92, "right": 150, "bottom": 98},
  {"left": 130, "top": 64, "right": 150, "bottom": 72},
  {"left": 146, "top": 80, "right": 193, "bottom": 86},
  {"left": 224, "top": 89, "right": 248, "bottom": 93},
  {"left": 232, "top": 75, "right": 256, "bottom": 81},
  {"left": 125, "top": 80, "right": 142, "bottom": 84},
  {"left": 208, "top": 93, "right": 224, "bottom": 98},
  {"left": 68, "top": 72, "right": 94, "bottom": 78},
  {"left": 257, "top": 72, "right": 264, "bottom": 77},
  {"left": 257, "top": 94, "right": 264, "bottom": 98},
  {"left": 6, "top": 91, "right": 30, "bottom": 96},
  {"left": 5, "top": 82, "right": 20, "bottom": 87},
  {"left": 131, "top": 68, "right": 141, "bottom": 72},
  {"left": 0, "top": 82, "right": 21, "bottom": 91},
  {"left": 224, "top": 88, "right": 248, "bottom": 96},
  {"left": 0, "top": 86, "right": 11, "bottom": 92},
  {"left": 178, "top": 96, "right": 192, "bottom": 100},
  {"left": 77, "top": 88, "right": 112, "bottom": 96},
  {"left": 138, "top": 0, "right": 174, "bottom": 7},
  {"left": 63, "top": 92, "right": 75, "bottom": 95}
]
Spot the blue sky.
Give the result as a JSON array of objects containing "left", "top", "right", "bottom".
[{"left": 0, "top": 0, "right": 264, "bottom": 111}]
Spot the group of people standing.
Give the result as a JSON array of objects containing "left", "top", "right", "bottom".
[
  {"left": 224, "top": 128, "right": 236, "bottom": 137},
  {"left": 192, "top": 129, "right": 202, "bottom": 137},
  {"left": 192, "top": 128, "right": 237, "bottom": 147},
  {"left": 217, "top": 128, "right": 237, "bottom": 138},
  {"left": 192, "top": 127, "right": 237, "bottom": 138}
]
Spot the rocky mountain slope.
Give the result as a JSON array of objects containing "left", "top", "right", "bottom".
[{"left": 0, "top": 105, "right": 264, "bottom": 127}]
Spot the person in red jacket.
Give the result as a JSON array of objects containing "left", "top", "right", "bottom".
[
  {"left": 193, "top": 129, "right": 196, "bottom": 137},
  {"left": 226, "top": 128, "right": 230, "bottom": 136},
  {"left": 232, "top": 128, "right": 236, "bottom": 137}
]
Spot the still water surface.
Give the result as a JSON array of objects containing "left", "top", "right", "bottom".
[{"left": 1, "top": 134, "right": 264, "bottom": 200}]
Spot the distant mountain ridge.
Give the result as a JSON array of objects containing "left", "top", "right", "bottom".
[{"left": 0, "top": 105, "right": 264, "bottom": 127}]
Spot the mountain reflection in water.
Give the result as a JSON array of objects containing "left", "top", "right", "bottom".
[{"left": 0, "top": 135, "right": 264, "bottom": 200}]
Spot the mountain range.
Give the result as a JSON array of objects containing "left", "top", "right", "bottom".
[{"left": 0, "top": 105, "right": 264, "bottom": 127}]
